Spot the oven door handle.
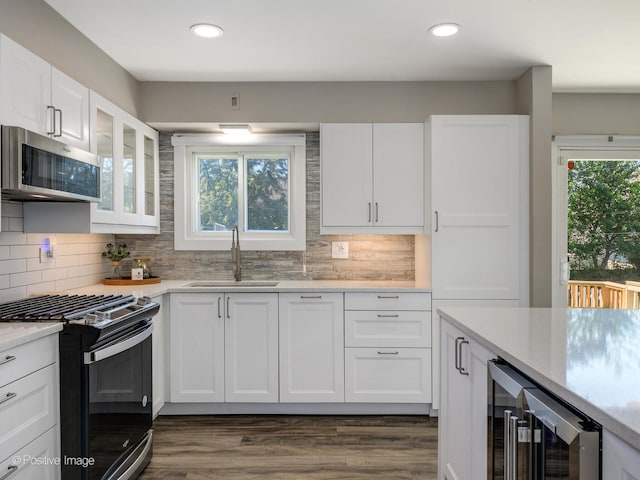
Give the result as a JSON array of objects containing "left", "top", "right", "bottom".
[{"left": 83, "top": 323, "right": 153, "bottom": 365}]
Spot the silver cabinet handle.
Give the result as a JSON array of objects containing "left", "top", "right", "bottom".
[
  {"left": 53, "top": 108, "right": 63, "bottom": 137},
  {"left": 46, "top": 105, "right": 56, "bottom": 135},
  {"left": 377, "top": 314, "right": 399, "bottom": 318},
  {"left": 0, "top": 392, "right": 17, "bottom": 405},
  {"left": 377, "top": 295, "right": 399, "bottom": 299},
  {"left": 0, "top": 355, "right": 16, "bottom": 366},
  {"left": 300, "top": 295, "right": 322, "bottom": 299},
  {"left": 0, "top": 465, "right": 18, "bottom": 480},
  {"left": 510, "top": 416, "right": 519, "bottom": 480},
  {"left": 377, "top": 351, "right": 399, "bottom": 355},
  {"left": 504, "top": 410, "right": 512, "bottom": 480},
  {"left": 375, "top": 202, "right": 379, "bottom": 223},
  {"left": 226, "top": 297, "right": 231, "bottom": 319},
  {"left": 217, "top": 297, "right": 222, "bottom": 319},
  {"left": 435, "top": 210, "right": 439, "bottom": 232},
  {"left": 454, "top": 336, "right": 464, "bottom": 372},
  {"left": 458, "top": 339, "right": 470, "bottom": 375},
  {"left": 368, "top": 202, "right": 372, "bottom": 222}
]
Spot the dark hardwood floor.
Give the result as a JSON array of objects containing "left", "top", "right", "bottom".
[{"left": 139, "top": 414, "right": 438, "bottom": 479}]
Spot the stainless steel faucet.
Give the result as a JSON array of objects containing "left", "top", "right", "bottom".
[{"left": 231, "top": 224, "right": 241, "bottom": 281}]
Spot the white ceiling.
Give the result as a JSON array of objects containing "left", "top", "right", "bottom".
[{"left": 44, "top": 0, "right": 640, "bottom": 92}]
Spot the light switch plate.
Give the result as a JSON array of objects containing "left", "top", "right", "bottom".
[{"left": 331, "top": 241, "right": 349, "bottom": 259}]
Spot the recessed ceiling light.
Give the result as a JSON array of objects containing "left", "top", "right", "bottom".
[
  {"left": 219, "top": 124, "right": 253, "bottom": 135},
  {"left": 429, "top": 23, "right": 460, "bottom": 37},
  {"left": 190, "top": 23, "right": 224, "bottom": 38}
]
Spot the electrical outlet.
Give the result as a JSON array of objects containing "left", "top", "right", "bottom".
[
  {"left": 39, "top": 246, "right": 54, "bottom": 263},
  {"left": 331, "top": 241, "right": 349, "bottom": 259},
  {"left": 231, "top": 93, "right": 240, "bottom": 110}
]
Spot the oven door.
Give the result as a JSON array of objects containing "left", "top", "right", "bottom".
[
  {"left": 83, "top": 322, "right": 153, "bottom": 480},
  {"left": 523, "top": 389, "right": 601, "bottom": 480}
]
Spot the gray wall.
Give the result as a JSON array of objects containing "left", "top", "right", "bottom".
[
  {"left": 0, "top": 0, "right": 140, "bottom": 116},
  {"left": 516, "top": 66, "right": 553, "bottom": 307},
  {"left": 140, "top": 81, "right": 518, "bottom": 125},
  {"left": 553, "top": 93, "right": 640, "bottom": 134}
]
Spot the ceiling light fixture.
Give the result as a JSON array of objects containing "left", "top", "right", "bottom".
[
  {"left": 190, "top": 23, "right": 224, "bottom": 38},
  {"left": 219, "top": 124, "right": 253, "bottom": 135},
  {"left": 429, "top": 23, "right": 460, "bottom": 37}
]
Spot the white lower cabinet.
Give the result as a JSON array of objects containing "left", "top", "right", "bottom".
[
  {"left": 344, "top": 292, "right": 432, "bottom": 403},
  {"left": 279, "top": 293, "right": 344, "bottom": 402},
  {"left": 603, "top": 429, "right": 640, "bottom": 480},
  {"left": 0, "top": 334, "right": 60, "bottom": 479},
  {"left": 224, "top": 293, "right": 279, "bottom": 403},
  {"left": 439, "top": 317, "right": 495, "bottom": 480},
  {"left": 170, "top": 293, "right": 224, "bottom": 402},
  {"left": 0, "top": 426, "right": 59, "bottom": 480},
  {"left": 345, "top": 347, "right": 430, "bottom": 403},
  {"left": 169, "top": 292, "right": 278, "bottom": 403}
]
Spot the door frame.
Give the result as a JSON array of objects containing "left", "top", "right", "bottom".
[{"left": 551, "top": 135, "right": 640, "bottom": 307}]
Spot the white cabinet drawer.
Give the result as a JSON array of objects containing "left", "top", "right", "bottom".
[
  {"left": 345, "top": 311, "right": 431, "bottom": 347},
  {"left": 0, "top": 335, "right": 57, "bottom": 388},
  {"left": 0, "top": 426, "right": 59, "bottom": 480},
  {"left": 0, "top": 364, "right": 58, "bottom": 462},
  {"left": 345, "top": 347, "right": 431, "bottom": 403},
  {"left": 345, "top": 292, "right": 431, "bottom": 311}
]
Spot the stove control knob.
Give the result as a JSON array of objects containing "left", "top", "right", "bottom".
[
  {"left": 85, "top": 313, "right": 98, "bottom": 325},
  {"left": 137, "top": 296, "right": 151, "bottom": 306}
]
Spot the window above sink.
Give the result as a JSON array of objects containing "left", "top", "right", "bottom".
[{"left": 172, "top": 133, "right": 306, "bottom": 251}]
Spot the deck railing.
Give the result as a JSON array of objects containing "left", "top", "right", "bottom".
[{"left": 567, "top": 280, "right": 640, "bottom": 308}]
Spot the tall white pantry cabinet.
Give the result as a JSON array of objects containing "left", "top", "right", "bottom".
[{"left": 427, "top": 115, "right": 530, "bottom": 410}]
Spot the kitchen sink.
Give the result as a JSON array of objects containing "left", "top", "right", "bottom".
[{"left": 186, "top": 281, "right": 279, "bottom": 287}]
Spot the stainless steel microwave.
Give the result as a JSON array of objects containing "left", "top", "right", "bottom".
[{"left": 1, "top": 125, "right": 101, "bottom": 202}]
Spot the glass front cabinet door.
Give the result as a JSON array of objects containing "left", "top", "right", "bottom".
[{"left": 90, "top": 91, "right": 159, "bottom": 233}]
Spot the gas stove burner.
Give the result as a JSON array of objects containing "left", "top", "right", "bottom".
[{"left": 0, "top": 294, "right": 138, "bottom": 323}]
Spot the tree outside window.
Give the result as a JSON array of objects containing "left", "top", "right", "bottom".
[
  {"left": 196, "top": 153, "right": 289, "bottom": 233},
  {"left": 568, "top": 159, "right": 640, "bottom": 280}
]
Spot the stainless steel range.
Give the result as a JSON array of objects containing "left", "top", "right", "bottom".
[{"left": 0, "top": 294, "right": 159, "bottom": 480}]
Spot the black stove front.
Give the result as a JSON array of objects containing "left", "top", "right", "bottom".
[{"left": 0, "top": 294, "right": 159, "bottom": 480}]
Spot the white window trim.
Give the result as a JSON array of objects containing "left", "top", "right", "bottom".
[{"left": 173, "top": 133, "right": 306, "bottom": 251}]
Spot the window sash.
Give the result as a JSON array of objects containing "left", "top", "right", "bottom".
[{"left": 173, "top": 133, "right": 306, "bottom": 251}]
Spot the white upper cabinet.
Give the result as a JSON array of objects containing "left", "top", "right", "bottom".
[
  {"left": 0, "top": 34, "right": 89, "bottom": 150},
  {"left": 51, "top": 68, "right": 90, "bottom": 149},
  {"left": 90, "top": 91, "right": 159, "bottom": 233},
  {"left": 372, "top": 124, "right": 425, "bottom": 229},
  {"left": 430, "top": 115, "right": 529, "bottom": 301},
  {"left": 0, "top": 35, "right": 51, "bottom": 134},
  {"left": 321, "top": 123, "right": 424, "bottom": 234}
]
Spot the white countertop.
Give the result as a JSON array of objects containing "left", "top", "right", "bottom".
[
  {"left": 0, "top": 278, "right": 429, "bottom": 359},
  {"left": 438, "top": 306, "right": 640, "bottom": 450},
  {"left": 62, "top": 279, "right": 431, "bottom": 298},
  {"left": 0, "top": 322, "right": 63, "bottom": 351}
]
